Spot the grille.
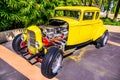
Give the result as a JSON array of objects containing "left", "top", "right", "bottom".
[{"left": 28, "top": 30, "right": 36, "bottom": 47}]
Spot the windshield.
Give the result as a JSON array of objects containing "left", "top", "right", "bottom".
[{"left": 55, "top": 10, "right": 81, "bottom": 20}]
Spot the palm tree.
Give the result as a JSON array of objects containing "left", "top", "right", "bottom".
[
  {"left": 106, "top": 0, "right": 111, "bottom": 18},
  {"left": 81, "top": 0, "right": 84, "bottom": 5},
  {"left": 113, "top": 0, "right": 120, "bottom": 20},
  {"left": 84, "top": 0, "right": 87, "bottom": 6},
  {"left": 89, "top": 0, "right": 92, "bottom": 6},
  {"left": 100, "top": 0, "right": 105, "bottom": 11}
]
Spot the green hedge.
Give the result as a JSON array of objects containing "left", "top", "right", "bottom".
[
  {"left": 0, "top": 0, "right": 83, "bottom": 31},
  {"left": 101, "top": 18, "right": 120, "bottom": 26},
  {"left": 0, "top": 0, "right": 65, "bottom": 31}
]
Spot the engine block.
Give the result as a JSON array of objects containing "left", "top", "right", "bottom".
[{"left": 41, "top": 23, "right": 68, "bottom": 47}]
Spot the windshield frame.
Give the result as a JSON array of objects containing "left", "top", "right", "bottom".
[{"left": 54, "top": 10, "right": 81, "bottom": 20}]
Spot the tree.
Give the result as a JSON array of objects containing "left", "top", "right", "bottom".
[
  {"left": 64, "top": 0, "right": 81, "bottom": 6},
  {"left": 89, "top": 0, "right": 92, "bottom": 6},
  {"left": 0, "top": 0, "right": 65, "bottom": 31},
  {"left": 113, "top": 0, "right": 120, "bottom": 20},
  {"left": 84, "top": 0, "right": 87, "bottom": 6},
  {"left": 105, "top": 0, "right": 111, "bottom": 18}
]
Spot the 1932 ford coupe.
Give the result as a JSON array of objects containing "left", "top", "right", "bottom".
[{"left": 12, "top": 6, "right": 109, "bottom": 78}]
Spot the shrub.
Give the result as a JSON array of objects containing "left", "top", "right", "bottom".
[{"left": 101, "top": 17, "right": 120, "bottom": 26}]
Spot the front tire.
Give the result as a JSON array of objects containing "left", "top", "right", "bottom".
[
  {"left": 41, "top": 47, "right": 63, "bottom": 79},
  {"left": 12, "top": 34, "right": 27, "bottom": 55}
]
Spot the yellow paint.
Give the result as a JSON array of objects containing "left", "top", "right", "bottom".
[
  {"left": 108, "top": 40, "right": 120, "bottom": 46},
  {"left": 69, "top": 48, "right": 86, "bottom": 62},
  {"left": 92, "top": 26, "right": 107, "bottom": 41},
  {"left": 27, "top": 25, "right": 43, "bottom": 54},
  {"left": 53, "top": 6, "right": 108, "bottom": 45},
  {"left": 22, "top": 6, "right": 108, "bottom": 54},
  {"left": 69, "top": 47, "right": 95, "bottom": 62},
  {"left": 44, "top": 48, "right": 47, "bottom": 54},
  {"left": 52, "top": 17, "right": 107, "bottom": 45},
  {"left": 22, "top": 33, "right": 27, "bottom": 41},
  {"left": 55, "top": 6, "right": 100, "bottom": 11},
  {"left": 69, "top": 40, "right": 120, "bottom": 62}
]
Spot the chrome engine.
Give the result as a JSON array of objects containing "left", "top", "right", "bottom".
[
  {"left": 41, "top": 22, "right": 68, "bottom": 50},
  {"left": 43, "top": 24, "right": 68, "bottom": 39}
]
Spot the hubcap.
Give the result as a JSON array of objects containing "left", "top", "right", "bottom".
[{"left": 52, "top": 53, "right": 62, "bottom": 74}]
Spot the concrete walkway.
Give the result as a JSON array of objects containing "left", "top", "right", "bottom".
[
  {"left": 105, "top": 25, "right": 120, "bottom": 33},
  {"left": 0, "top": 25, "right": 120, "bottom": 80},
  {"left": 0, "top": 45, "right": 58, "bottom": 80}
]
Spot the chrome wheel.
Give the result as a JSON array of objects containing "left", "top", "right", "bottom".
[
  {"left": 41, "top": 47, "right": 63, "bottom": 79},
  {"left": 52, "top": 53, "right": 62, "bottom": 73},
  {"left": 103, "top": 35, "right": 108, "bottom": 46}
]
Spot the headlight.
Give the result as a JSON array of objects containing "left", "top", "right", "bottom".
[{"left": 35, "top": 41, "right": 39, "bottom": 48}]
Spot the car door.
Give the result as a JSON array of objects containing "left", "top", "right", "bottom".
[
  {"left": 67, "top": 11, "right": 95, "bottom": 45},
  {"left": 79, "top": 11, "right": 95, "bottom": 42}
]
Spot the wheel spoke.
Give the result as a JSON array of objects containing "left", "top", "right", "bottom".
[
  {"left": 103, "top": 35, "right": 108, "bottom": 46},
  {"left": 52, "top": 54, "right": 62, "bottom": 73}
]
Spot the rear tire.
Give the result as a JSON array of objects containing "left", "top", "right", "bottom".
[
  {"left": 95, "top": 31, "right": 109, "bottom": 48},
  {"left": 41, "top": 47, "right": 63, "bottom": 79}
]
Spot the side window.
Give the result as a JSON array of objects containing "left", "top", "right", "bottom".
[
  {"left": 83, "top": 12, "right": 94, "bottom": 20},
  {"left": 95, "top": 12, "right": 99, "bottom": 19}
]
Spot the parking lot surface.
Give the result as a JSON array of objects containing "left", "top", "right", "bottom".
[{"left": 1, "top": 26, "right": 120, "bottom": 80}]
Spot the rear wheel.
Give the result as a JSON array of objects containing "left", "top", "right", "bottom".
[
  {"left": 95, "top": 31, "right": 109, "bottom": 48},
  {"left": 41, "top": 47, "right": 63, "bottom": 79},
  {"left": 12, "top": 34, "right": 27, "bottom": 55}
]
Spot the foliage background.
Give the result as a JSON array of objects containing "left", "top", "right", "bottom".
[
  {"left": 0, "top": 0, "right": 65, "bottom": 31},
  {"left": 0, "top": 0, "right": 120, "bottom": 31}
]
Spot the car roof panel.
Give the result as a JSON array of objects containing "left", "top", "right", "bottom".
[{"left": 55, "top": 6, "right": 100, "bottom": 11}]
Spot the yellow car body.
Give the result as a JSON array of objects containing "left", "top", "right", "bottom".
[
  {"left": 54, "top": 6, "right": 107, "bottom": 45},
  {"left": 12, "top": 6, "right": 109, "bottom": 79},
  {"left": 22, "top": 6, "right": 108, "bottom": 54}
]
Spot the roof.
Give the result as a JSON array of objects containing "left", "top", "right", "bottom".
[{"left": 55, "top": 6, "right": 100, "bottom": 11}]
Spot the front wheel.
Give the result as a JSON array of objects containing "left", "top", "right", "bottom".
[
  {"left": 41, "top": 47, "right": 63, "bottom": 79},
  {"left": 95, "top": 31, "right": 109, "bottom": 48},
  {"left": 12, "top": 34, "right": 27, "bottom": 55}
]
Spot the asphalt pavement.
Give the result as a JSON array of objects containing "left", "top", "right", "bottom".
[{"left": 1, "top": 26, "right": 120, "bottom": 80}]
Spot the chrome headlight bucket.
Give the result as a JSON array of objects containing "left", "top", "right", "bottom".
[{"left": 35, "top": 41, "right": 39, "bottom": 49}]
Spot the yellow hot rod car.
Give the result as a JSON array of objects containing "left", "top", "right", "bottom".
[{"left": 12, "top": 6, "right": 108, "bottom": 78}]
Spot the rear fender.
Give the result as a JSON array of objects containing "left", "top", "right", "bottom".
[{"left": 92, "top": 26, "right": 108, "bottom": 41}]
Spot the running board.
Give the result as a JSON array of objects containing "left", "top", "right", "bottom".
[{"left": 63, "top": 40, "right": 92, "bottom": 58}]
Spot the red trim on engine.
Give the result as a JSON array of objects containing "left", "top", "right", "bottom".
[{"left": 42, "top": 37, "right": 50, "bottom": 47}]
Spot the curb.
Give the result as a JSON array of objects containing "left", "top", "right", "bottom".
[
  {"left": 0, "top": 25, "right": 120, "bottom": 44},
  {"left": 105, "top": 25, "right": 120, "bottom": 33},
  {"left": 0, "top": 29, "right": 23, "bottom": 44}
]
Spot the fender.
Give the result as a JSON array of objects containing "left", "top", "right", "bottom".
[
  {"left": 92, "top": 26, "right": 108, "bottom": 41},
  {"left": 22, "top": 33, "right": 27, "bottom": 41},
  {"left": 22, "top": 28, "right": 28, "bottom": 41}
]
